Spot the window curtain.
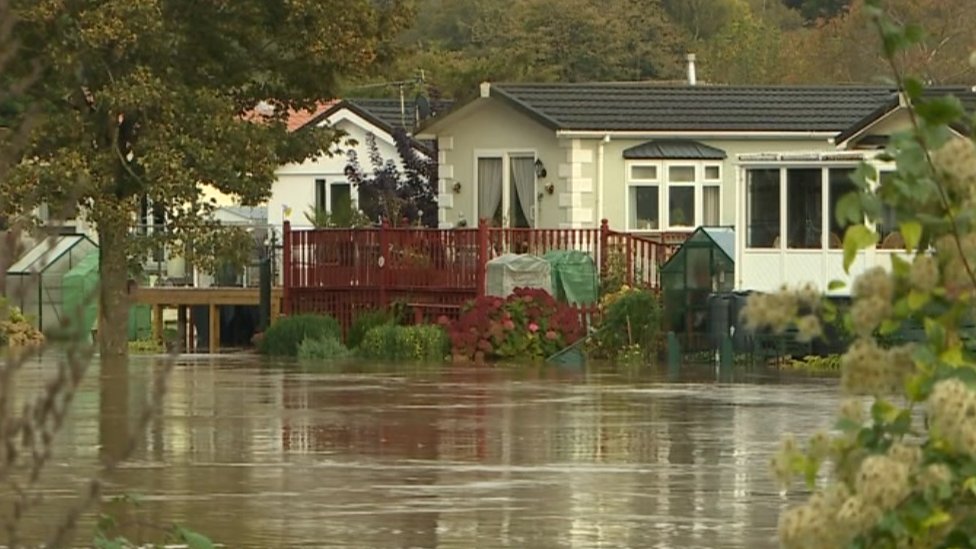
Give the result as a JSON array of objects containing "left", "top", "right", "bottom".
[
  {"left": 510, "top": 156, "right": 536, "bottom": 226},
  {"left": 703, "top": 186, "right": 720, "bottom": 226},
  {"left": 478, "top": 158, "right": 503, "bottom": 222}
]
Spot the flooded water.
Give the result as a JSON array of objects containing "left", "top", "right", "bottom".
[{"left": 7, "top": 355, "right": 840, "bottom": 548}]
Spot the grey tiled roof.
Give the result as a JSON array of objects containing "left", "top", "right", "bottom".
[
  {"left": 490, "top": 83, "right": 900, "bottom": 132},
  {"left": 834, "top": 85, "right": 976, "bottom": 144},
  {"left": 346, "top": 98, "right": 456, "bottom": 131},
  {"left": 623, "top": 139, "right": 727, "bottom": 160}
]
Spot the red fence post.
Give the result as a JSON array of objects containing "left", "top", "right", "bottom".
[
  {"left": 625, "top": 234, "right": 634, "bottom": 287},
  {"left": 476, "top": 218, "right": 488, "bottom": 297},
  {"left": 599, "top": 219, "right": 609, "bottom": 281},
  {"left": 379, "top": 220, "right": 389, "bottom": 307},
  {"left": 282, "top": 220, "right": 292, "bottom": 315}
]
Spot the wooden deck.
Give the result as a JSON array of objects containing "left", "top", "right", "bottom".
[{"left": 131, "top": 286, "right": 282, "bottom": 352}]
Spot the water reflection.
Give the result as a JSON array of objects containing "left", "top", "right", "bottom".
[{"left": 11, "top": 356, "right": 837, "bottom": 548}]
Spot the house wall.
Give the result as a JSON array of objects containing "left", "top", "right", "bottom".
[
  {"left": 267, "top": 114, "right": 403, "bottom": 229},
  {"left": 597, "top": 138, "right": 836, "bottom": 231},
  {"left": 432, "top": 97, "right": 837, "bottom": 232},
  {"left": 434, "top": 99, "right": 569, "bottom": 228}
]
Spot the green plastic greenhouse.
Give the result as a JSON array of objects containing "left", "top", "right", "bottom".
[
  {"left": 661, "top": 227, "right": 735, "bottom": 335},
  {"left": 5, "top": 235, "right": 97, "bottom": 333}
]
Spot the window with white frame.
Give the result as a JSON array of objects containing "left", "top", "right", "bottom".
[
  {"left": 627, "top": 162, "right": 722, "bottom": 231},
  {"left": 313, "top": 178, "right": 354, "bottom": 214}
]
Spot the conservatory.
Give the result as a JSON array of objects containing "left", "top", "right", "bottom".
[
  {"left": 733, "top": 151, "right": 904, "bottom": 294},
  {"left": 5, "top": 235, "right": 98, "bottom": 333}
]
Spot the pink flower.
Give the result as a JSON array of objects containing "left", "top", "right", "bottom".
[
  {"left": 528, "top": 322, "right": 539, "bottom": 333},
  {"left": 545, "top": 330, "right": 558, "bottom": 341},
  {"left": 503, "top": 319, "right": 515, "bottom": 330}
]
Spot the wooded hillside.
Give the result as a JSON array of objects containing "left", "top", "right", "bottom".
[{"left": 354, "top": 0, "right": 975, "bottom": 100}]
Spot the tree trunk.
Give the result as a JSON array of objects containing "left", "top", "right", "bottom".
[{"left": 98, "top": 218, "right": 130, "bottom": 359}]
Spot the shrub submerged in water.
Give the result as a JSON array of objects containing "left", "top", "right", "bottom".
[
  {"left": 589, "top": 285, "right": 661, "bottom": 361},
  {"left": 258, "top": 314, "right": 341, "bottom": 357},
  {"left": 346, "top": 309, "right": 396, "bottom": 350},
  {"left": 297, "top": 336, "right": 352, "bottom": 361},
  {"left": 359, "top": 324, "right": 449, "bottom": 362},
  {"left": 448, "top": 287, "right": 584, "bottom": 362}
]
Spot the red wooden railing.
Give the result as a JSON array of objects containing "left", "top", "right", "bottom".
[{"left": 282, "top": 219, "right": 680, "bottom": 333}]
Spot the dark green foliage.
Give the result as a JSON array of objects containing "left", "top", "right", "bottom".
[
  {"left": 359, "top": 324, "right": 449, "bottom": 362},
  {"left": 591, "top": 288, "right": 663, "bottom": 360},
  {"left": 258, "top": 314, "right": 341, "bottom": 357},
  {"left": 297, "top": 336, "right": 352, "bottom": 361},
  {"left": 347, "top": 309, "right": 395, "bottom": 349}
]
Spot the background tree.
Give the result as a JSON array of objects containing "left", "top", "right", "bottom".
[
  {"left": 780, "top": 0, "right": 976, "bottom": 84},
  {"left": 0, "top": 0, "right": 411, "bottom": 357},
  {"left": 345, "top": 129, "right": 437, "bottom": 227},
  {"left": 700, "top": 1, "right": 788, "bottom": 84}
]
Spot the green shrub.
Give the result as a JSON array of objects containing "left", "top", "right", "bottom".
[
  {"left": 258, "top": 314, "right": 341, "bottom": 356},
  {"left": 297, "top": 336, "right": 352, "bottom": 361},
  {"left": 347, "top": 309, "right": 394, "bottom": 349},
  {"left": 590, "top": 286, "right": 662, "bottom": 360},
  {"left": 129, "top": 339, "right": 164, "bottom": 354},
  {"left": 359, "top": 324, "right": 449, "bottom": 362}
]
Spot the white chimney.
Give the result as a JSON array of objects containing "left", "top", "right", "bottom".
[
  {"left": 480, "top": 81, "right": 491, "bottom": 98},
  {"left": 686, "top": 53, "right": 697, "bottom": 86}
]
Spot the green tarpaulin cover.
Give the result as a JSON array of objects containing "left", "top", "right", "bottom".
[
  {"left": 543, "top": 250, "right": 598, "bottom": 305},
  {"left": 61, "top": 251, "right": 151, "bottom": 341}
]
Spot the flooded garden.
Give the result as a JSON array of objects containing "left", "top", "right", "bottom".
[{"left": 9, "top": 354, "right": 837, "bottom": 548}]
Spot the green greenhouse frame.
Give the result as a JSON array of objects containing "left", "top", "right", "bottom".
[
  {"left": 660, "top": 227, "right": 735, "bottom": 338},
  {"left": 5, "top": 235, "right": 97, "bottom": 333}
]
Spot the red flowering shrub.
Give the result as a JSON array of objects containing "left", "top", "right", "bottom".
[{"left": 446, "top": 287, "right": 584, "bottom": 362}]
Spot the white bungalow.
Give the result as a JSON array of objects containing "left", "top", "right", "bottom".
[{"left": 734, "top": 88, "right": 975, "bottom": 293}]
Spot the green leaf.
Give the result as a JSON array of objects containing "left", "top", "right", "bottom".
[
  {"left": 835, "top": 417, "right": 862, "bottom": 433},
  {"left": 871, "top": 398, "right": 895, "bottom": 423},
  {"left": 828, "top": 279, "right": 847, "bottom": 291},
  {"left": 851, "top": 163, "right": 877, "bottom": 190},
  {"left": 941, "top": 345, "right": 964, "bottom": 367},
  {"left": 908, "top": 289, "right": 930, "bottom": 311},
  {"left": 903, "top": 77, "right": 924, "bottom": 102},
  {"left": 925, "top": 317, "right": 947, "bottom": 350},
  {"left": 835, "top": 192, "right": 863, "bottom": 226},
  {"left": 890, "top": 253, "right": 911, "bottom": 277},
  {"left": 922, "top": 509, "right": 952, "bottom": 529},
  {"left": 177, "top": 528, "right": 215, "bottom": 549},
  {"left": 843, "top": 225, "right": 878, "bottom": 272},
  {"left": 890, "top": 410, "right": 912, "bottom": 434},
  {"left": 879, "top": 318, "right": 901, "bottom": 335},
  {"left": 916, "top": 96, "right": 966, "bottom": 127},
  {"left": 899, "top": 220, "right": 922, "bottom": 252}
]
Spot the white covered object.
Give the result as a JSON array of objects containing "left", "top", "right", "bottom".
[{"left": 486, "top": 254, "right": 552, "bottom": 297}]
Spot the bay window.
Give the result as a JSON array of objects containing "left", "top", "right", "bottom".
[{"left": 627, "top": 162, "right": 722, "bottom": 231}]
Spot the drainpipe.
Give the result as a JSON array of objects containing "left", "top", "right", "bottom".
[{"left": 597, "top": 134, "right": 610, "bottom": 225}]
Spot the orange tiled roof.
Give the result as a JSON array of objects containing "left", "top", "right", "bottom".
[{"left": 241, "top": 100, "right": 339, "bottom": 132}]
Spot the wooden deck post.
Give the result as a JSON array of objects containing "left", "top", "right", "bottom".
[
  {"left": 282, "top": 221, "right": 292, "bottom": 315},
  {"left": 152, "top": 305, "right": 164, "bottom": 344},
  {"left": 208, "top": 302, "right": 220, "bottom": 353},
  {"left": 476, "top": 218, "right": 488, "bottom": 297}
]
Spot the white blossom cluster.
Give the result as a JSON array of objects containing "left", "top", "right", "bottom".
[
  {"left": 750, "top": 132, "right": 976, "bottom": 548},
  {"left": 742, "top": 284, "right": 822, "bottom": 342},
  {"left": 775, "top": 437, "right": 929, "bottom": 549}
]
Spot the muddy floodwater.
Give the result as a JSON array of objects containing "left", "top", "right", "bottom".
[{"left": 8, "top": 355, "right": 840, "bottom": 548}]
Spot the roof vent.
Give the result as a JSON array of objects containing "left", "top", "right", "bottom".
[
  {"left": 686, "top": 53, "right": 697, "bottom": 86},
  {"left": 254, "top": 100, "right": 275, "bottom": 116}
]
